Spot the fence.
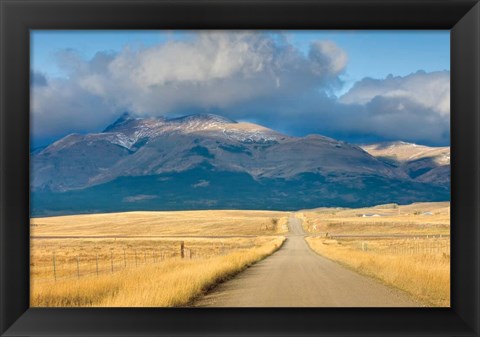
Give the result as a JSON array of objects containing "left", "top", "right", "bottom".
[
  {"left": 32, "top": 241, "right": 195, "bottom": 283},
  {"left": 351, "top": 237, "right": 450, "bottom": 256},
  {"left": 31, "top": 238, "right": 262, "bottom": 284}
]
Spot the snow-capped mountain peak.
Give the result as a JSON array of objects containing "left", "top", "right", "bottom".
[
  {"left": 168, "top": 113, "right": 237, "bottom": 125},
  {"left": 31, "top": 113, "right": 450, "bottom": 215},
  {"left": 98, "top": 113, "right": 284, "bottom": 148}
]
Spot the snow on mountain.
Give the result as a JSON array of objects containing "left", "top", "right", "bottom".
[
  {"left": 31, "top": 113, "right": 449, "bottom": 215},
  {"left": 96, "top": 113, "right": 282, "bottom": 150},
  {"left": 33, "top": 113, "right": 395, "bottom": 191},
  {"left": 361, "top": 141, "right": 450, "bottom": 165},
  {"left": 168, "top": 113, "right": 237, "bottom": 125},
  {"left": 361, "top": 141, "right": 450, "bottom": 186}
]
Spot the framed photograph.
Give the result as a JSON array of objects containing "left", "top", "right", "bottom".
[{"left": 1, "top": 0, "right": 479, "bottom": 336}]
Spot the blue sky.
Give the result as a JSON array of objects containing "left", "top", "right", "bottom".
[
  {"left": 32, "top": 30, "right": 449, "bottom": 95},
  {"left": 30, "top": 30, "right": 450, "bottom": 147},
  {"left": 288, "top": 31, "right": 449, "bottom": 94}
]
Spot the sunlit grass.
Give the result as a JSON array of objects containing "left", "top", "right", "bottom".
[
  {"left": 31, "top": 236, "right": 285, "bottom": 307},
  {"left": 31, "top": 210, "right": 289, "bottom": 237},
  {"left": 306, "top": 237, "right": 450, "bottom": 307}
]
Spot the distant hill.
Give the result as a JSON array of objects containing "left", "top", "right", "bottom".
[
  {"left": 361, "top": 141, "right": 450, "bottom": 187},
  {"left": 31, "top": 114, "right": 450, "bottom": 215}
]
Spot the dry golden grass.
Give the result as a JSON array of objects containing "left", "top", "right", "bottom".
[
  {"left": 31, "top": 236, "right": 285, "bottom": 307},
  {"left": 31, "top": 204, "right": 450, "bottom": 307},
  {"left": 302, "top": 202, "right": 450, "bottom": 307},
  {"left": 299, "top": 202, "right": 450, "bottom": 236},
  {"left": 30, "top": 210, "right": 288, "bottom": 307},
  {"left": 31, "top": 210, "right": 289, "bottom": 237},
  {"left": 306, "top": 237, "right": 450, "bottom": 307},
  {"left": 31, "top": 236, "right": 276, "bottom": 281}
]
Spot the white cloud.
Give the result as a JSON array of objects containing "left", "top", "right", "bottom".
[
  {"left": 309, "top": 40, "right": 348, "bottom": 76},
  {"left": 31, "top": 32, "right": 450, "bottom": 146},
  {"left": 31, "top": 32, "right": 347, "bottom": 140},
  {"left": 340, "top": 70, "right": 450, "bottom": 116}
]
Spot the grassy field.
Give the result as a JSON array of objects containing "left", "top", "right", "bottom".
[
  {"left": 31, "top": 210, "right": 289, "bottom": 237},
  {"left": 298, "top": 202, "right": 450, "bottom": 236},
  {"left": 31, "top": 236, "right": 280, "bottom": 282},
  {"left": 303, "top": 202, "right": 450, "bottom": 307},
  {"left": 32, "top": 236, "right": 285, "bottom": 307},
  {"left": 30, "top": 210, "right": 288, "bottom": 307},
  {"left": 30, "top": 204, "right": 451, "bottom": 307}
]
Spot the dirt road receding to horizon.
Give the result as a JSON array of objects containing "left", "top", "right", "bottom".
[{"left": 193, "top": 216, "right": 422, "bottom": 307}]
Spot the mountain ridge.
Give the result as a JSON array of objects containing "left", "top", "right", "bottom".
[
  {"left": 31, "top": 113, "right": 450, "bottom": 215},
  {"left": 360, "top": 141, "right": 450, "bottom": 187}
]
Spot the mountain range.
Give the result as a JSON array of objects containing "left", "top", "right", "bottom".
[{"left": 31, "top": 113, "right": 450, "bottom": 216}]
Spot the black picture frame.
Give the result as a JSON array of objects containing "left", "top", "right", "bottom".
[{"left": 1, "top": 0, "right": 479, "bottom": 336}]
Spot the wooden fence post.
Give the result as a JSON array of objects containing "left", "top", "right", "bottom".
[
  {"left": 52, "top": 251, "right": 57, "bottom": 282},
  {"left": 180, "top": 241, "right": 185, "bottom": 259},
  {"left": 361, "top": 242, "right": 368, "bottom": 252}
]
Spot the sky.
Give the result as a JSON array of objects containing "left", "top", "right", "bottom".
[{"left": 31, "top": 30, "right": 450, "bottom": 147}]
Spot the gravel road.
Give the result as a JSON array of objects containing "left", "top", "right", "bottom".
[{"left": 194, "top": 216, "right": 422, "bottom": 307}]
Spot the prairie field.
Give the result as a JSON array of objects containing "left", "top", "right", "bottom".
[
  {"left": 31, "top": 210, "right": 289, "bottom": 237},
  {"left": 31, "top": 236, "right": 282, "bottom": 282},
  {"left": 32, "top": 236, "right": 285, "bottom": 307},
  {"left": 30, "top": 204, "right": 451, "bottom": 307},
  {"left": 30, "top": 210, "right": 288, "bottom": 307},
  {"left": 304, "top": 202, "right": 450, "bottom": 307},
  {"left": 298, "top": 202, "right": 450, "bottom": 236}
]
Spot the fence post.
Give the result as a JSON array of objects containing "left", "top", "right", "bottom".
[
  {"left": 52, "top": 251, "right": 57, "bottom": 282},
  {"left": 76, "top": 256, "right": 80, "bottom": 279},
  {"left": 96, "top": 254, "right": 99, "bottom": 276},
  {"left": 361, "top": 242, "right": 368, "bottom": 252},
  {"left": 111, "top": 251, "right": 114, "bottom": 273},
  {"left": 180, "top": 241, "right": 185, "bottom": 259}
]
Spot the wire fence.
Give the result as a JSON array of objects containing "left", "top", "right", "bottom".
[
  {"left": 31, "top": 237, "right": 263, "bottom": 284},
  {"left": 31, "top": 241, "right": 197, "bottom": 284},
  {"left": 350, "top": 237, "right": 450, "bottom": 256}
]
